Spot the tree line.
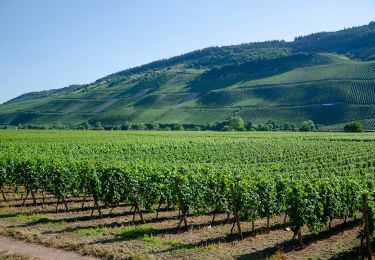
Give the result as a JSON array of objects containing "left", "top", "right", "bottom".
[{"left": 5, "top": 117, "right": 364, "bottom": 132}]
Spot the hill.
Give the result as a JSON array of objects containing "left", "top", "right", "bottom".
[{"left": 1, "top": 22, "right": 375, "bottom": 130}]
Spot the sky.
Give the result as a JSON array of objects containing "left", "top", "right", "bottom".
[{"left": 0, "top": 0, "right": 374, "bottom": 104}]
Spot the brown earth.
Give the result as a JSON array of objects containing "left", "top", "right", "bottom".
[
  {"left": 0, "top": 236, "right": 97, "bottom": 260},
  {"left": 0, "top": 191, "right": 369, "bottom": 259}
]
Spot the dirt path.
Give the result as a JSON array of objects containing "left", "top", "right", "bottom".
[{"left": 0, "top": 236, "right": 98, "bottom": 260}]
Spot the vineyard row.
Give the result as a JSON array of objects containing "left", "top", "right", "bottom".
[{"left": 0, "top": 158, "right": 374, "bottom": 245}]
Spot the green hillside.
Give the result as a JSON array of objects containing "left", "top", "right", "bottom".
[{"left": 1, "top": 22, "right": 375, "bottom": 130}]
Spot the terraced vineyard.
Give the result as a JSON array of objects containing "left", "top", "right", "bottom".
[
  {"left": 0, "top": 130, "right": 374, "bottom": 259},
  {"left": 2, "top": 21, "right": 375, "bottom": 129}
]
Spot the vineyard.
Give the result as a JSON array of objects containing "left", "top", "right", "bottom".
[
  {"left": 3, "top": 53, "right": 375, "bottom": 129},
  {"left": 0, "top": 130, "right": 374, "bottom": 259}
]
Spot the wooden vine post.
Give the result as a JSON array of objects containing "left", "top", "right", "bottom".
[
  {"left": 1, "top": 188, "right": 7, "bottom": 202},
  {"left": 292, "top": 226, "right": 303, "bottom": 249},
  {"left": 132, "top": 202, "right": 145, "bottom": 224},
  {"left": 126, "top": 181, "right": 145, "bottom": 224},
  {"left": 363, "top": 193, "right": 373, "bottom": 260}
]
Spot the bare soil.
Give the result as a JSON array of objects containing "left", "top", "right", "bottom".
[
  {"left": 0, "top": 236, "right": 97, "bottom": 260},
  {"left": 0, "top": 191, "right": 368, "bottom": 259}
]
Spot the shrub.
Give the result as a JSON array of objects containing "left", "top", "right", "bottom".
[{"left": 258, "top": 125, "right": 271, "bottom": 131}]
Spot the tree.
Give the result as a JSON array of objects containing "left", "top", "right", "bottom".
[
  {"left": 343, "top": 121, "right": 364, "bottom": 132},
  {"left": 121, "top": 122, "right": 130, "bottom": 130},
  {"left": 258, "top": 125, "right": 271, "bottom": 131},
  {"left": 299, "top": 123, "right": 311, "bottom": 132},
  {"left": 132, "top": 123, "right": 145, "bottom": 130},
  {"left": 53, "top": 122, "right": 63, "bottom": 129},
  {"left": 227, "top": 116, "right": 245, "bottom": 131},
  {"left": 289, "top": 123, "right": 297, "bottom": 131},
  {"left": 173, "top": 124, "right": 184, "bottom": 131},
  {"left": 95, "top": 122, "right": 103, "bottom": 130},
  {"left": 299, "top": 120, "right": 315, "bottom": 132},
  {"left": 306, "top": 120, "right": 315, "bottom": 130},
  {"left": 266, "top": 123, "right": 274, "bottom": 131},
  {"left": 151, "top": 122, "right": 160, "bottom": 131},
  {"left": 113, "top": 125, "right": 121, "bottom": 130},
  {"left": 84, "top": 121, "right": 91, "bottom": 130},
  {"left": 283, "top": 123, "right": 290, "bottom": 131},
  {"left": 192, "top": 126, "right": 201, "bottom": 131},
  {"left": 245, "top": 121, "right": 254, "bottom": 131},
  {"left": 222, "top": 125, "right": 231, "bottom": 131},
  {"left": 266, "top": 120, "right": 277, "bottom": 130}
]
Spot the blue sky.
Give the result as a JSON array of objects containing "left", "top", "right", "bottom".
[{"left": 0, "top": 0, "right": 374, "bottom": 104}]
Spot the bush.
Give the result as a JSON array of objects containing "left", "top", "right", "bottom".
[
  {"left": 121, "top": 122, "right": 131, "bottom": 130},
  {"left": 343, "top": 121, "right": 364, "bottom": 132},
  {"left": 151, "top": 122, "right": 160, "bottom": 131},
  {"left": 132, "top": 123, "right": 145, "bottom": 130},
  {"left": 222, "top": 125, "right": 231, "bottom": 131},
  {"left": 245, "top": 121, "right": 254, "bottom": 131},
  {"left": 191, "top": 126, "right": 201, "bottom": 131},
  {"left": 173, "top": 124, "right": 184, "bottom": 131},
  {"left": 299, "top": 123, "right": 311, "bottom": 132},
  {"left": 95, "top": 122, "right": 103, "bottom": 130},
  {"left": 258, "top": 125, "right": 271, "bottom": 131}
]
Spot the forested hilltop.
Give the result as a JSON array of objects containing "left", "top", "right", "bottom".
[{"left": 1, "top": 21, "right": 375, "bottom": 130}]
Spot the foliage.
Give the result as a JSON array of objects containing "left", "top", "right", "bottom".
[
  {"left": 300, "top": 120, "right": 315, "bottom": 132},
  {"left": 0, "top": 130, "right": 374, "bottom": 241},
  {"left": 344, "top": 121, "right": 364, "bottom": 132}
]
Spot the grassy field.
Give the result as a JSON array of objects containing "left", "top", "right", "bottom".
[{"left": 0, "top": 130, "right": 374, "bottom": 259}]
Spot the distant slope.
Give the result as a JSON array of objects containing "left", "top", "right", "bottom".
[
  {"left": 1, "top": 22, "right": 375, "bottom": 130},
  {"left": 4, "top": 84, "right": 87, "bottom": 105},
  {"left": 291, "top": 21, "right": 375, "bottom": 60}
]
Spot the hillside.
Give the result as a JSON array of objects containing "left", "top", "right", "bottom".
[{"left": 1, "top": 22, "right": 375, "bottom": 130}]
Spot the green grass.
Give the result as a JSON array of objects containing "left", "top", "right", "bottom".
[
  {"left": 12, "top": 213, "right": 29, "bottom": 221},
  {"left": 75, "top": 226, "right": 108, "bottom": 235},
  {"left": 140, "top": 235, "right": 162, "bottom": 245},
  {"left": 122, "top": 230, "right": 216, "bottom": 253},
  {"left": 116, "top": 226, "right": 156, "bottom": 240},
  {"left": 114, "top": 225, "right": 211, "bottom": 251},
  {"left": 12, "top": 213, "right": 66, "bottom": 226}
]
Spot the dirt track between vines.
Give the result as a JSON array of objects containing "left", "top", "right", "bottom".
[
  {"left": 0, "top": 235, "right": 97, "bottom": 260},
  {"left": 0, "top": 193, "right": 367, "bottom": 259}
]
